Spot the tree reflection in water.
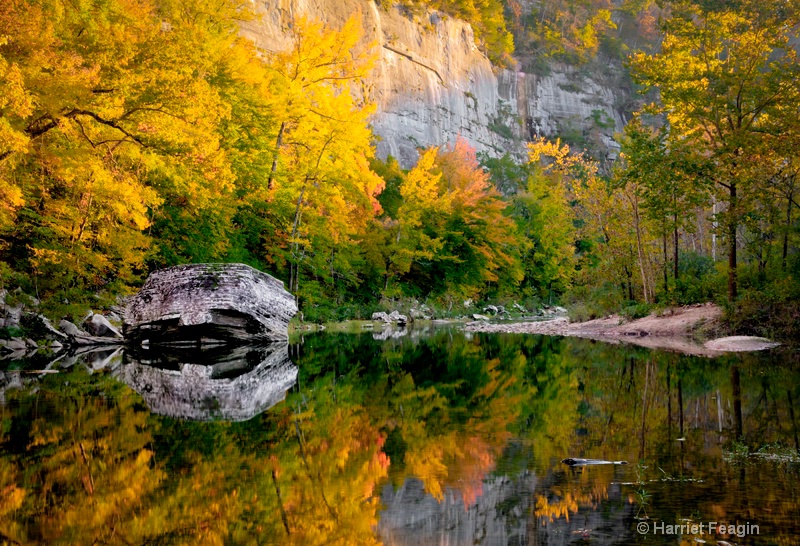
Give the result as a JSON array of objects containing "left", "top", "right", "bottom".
[{"left": 0, "top": 328, "right": 798, "bottom": 544}]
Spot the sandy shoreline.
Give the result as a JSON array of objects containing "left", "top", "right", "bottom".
[{"left": 463, "top": 304, "right": 780, "bottom": 356}]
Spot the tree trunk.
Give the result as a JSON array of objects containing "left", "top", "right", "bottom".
[
  {"left": 712, "top": 197, "right": 717, "bottom": 262},
  {"left": 267, "top": 121, "right": 286, "bottom": 190},
  {"left": 678, "top": 375, "right": 684, "bottom": 437},
  {"left": 272, "top": 469, "right": 291, "bottom": 535},
  {"left": 673, "top": 214, "right": 679, "bottom": 282},
  {"left": 666, "top": 363, "right": 672, "bottom": 434},
  {"left": 728, "top": 183, "right": 738, "bottom": 301},
  {"left": 289, "top": 180, "right": 307, "bottom": 295},
  {"left": 787, "top": 390, "right": 799, "bottom": 454},
  {"left": 624, "top": 265, "right": 633, "bottom": 301},
  {"left": 662, "top": 231, "right": 669, "bottom": 293},
  {"left": 784, "top": 187, "right": 793, "bottom": 271},
  {"left": 639, "top": 361, "right": 651, "bottom": 460},
  {"left": 631, "top": 192, "right": 650, "bottom": 303}
]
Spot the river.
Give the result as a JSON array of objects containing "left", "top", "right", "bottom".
[{"left": 1, "top": 325, "right": 798, "bottom": 544}]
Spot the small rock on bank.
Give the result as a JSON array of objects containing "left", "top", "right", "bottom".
[
  {"left": 83, "top": 313, "right": 123, "bottom": 339},
  {"left": 372, "top": 311, "right": 409, "bottom": 324}
]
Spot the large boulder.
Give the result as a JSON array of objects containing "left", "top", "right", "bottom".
[{"left": 124, "top": 263, "right": 297, "bottom": 345}]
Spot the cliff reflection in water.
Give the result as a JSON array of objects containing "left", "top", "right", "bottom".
[
  {"left": 119, "top": 343, "right": 297, "bottom": 421},
  {"left": 0, "top": 329, "right": 799, "bottom": 544}
]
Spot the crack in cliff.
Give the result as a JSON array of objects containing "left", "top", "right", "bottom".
[{"left": 382, "top": 44, "right": 445, "bottom": 87}]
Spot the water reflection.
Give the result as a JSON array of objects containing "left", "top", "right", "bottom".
[
  {"left": 120, "top": 344, "right": 296, "bottom": 421},
  {"left": 0, "top": 329, "right": 798, "bottom": 544}
]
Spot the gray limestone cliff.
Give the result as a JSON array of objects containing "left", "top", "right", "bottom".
[{"left": 241, "top": 0, "right": 627, "bottom": 168}]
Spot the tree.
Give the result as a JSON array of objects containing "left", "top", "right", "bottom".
[
  {"left": 433, "top": 139, "right": 522, "bottom": 298},
  {"left": 619, "top": 116, "right": 710, "bottom": 292},
  {"left": 515, "top": 143, "right": 578, "bottom": 300},
  {"left": 384, "top": 148, "right": 448, "bottom": 293},
  {"left": 381, "top": 139, "right": 522, "bottom": 303},
  {"left": 630, "top": 0, "right": 800, "bottom": 300},
  {"left": 0, "top": 0, "right": 257, "bottom": 305},
  {"left": 263, "top": 15, "right": 384, "bottom": 298}
]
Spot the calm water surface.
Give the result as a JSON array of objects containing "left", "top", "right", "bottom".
[{"left": 1, "top": 326, "right": 799, "bottom": 545}]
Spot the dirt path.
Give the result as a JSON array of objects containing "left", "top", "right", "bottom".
[{"left": 463, "top": 304, "right": 779, "bottom": 356}]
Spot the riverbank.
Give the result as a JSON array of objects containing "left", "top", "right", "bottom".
[{"left": 463, "top": 303, "right": 780, "bottom": 356}]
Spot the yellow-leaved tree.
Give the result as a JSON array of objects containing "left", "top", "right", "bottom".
[
  {"left": 379, "top": 139, "right": 521, "bottom": 304},
  {"left": 630, "top": 0, "right": 800, "bottom": 300},
  {"left": 0, "top": 0, "right": 258, "bottom": 304},
  {"left": 261, "top": 15, "right": 384, "bottom": 302}
]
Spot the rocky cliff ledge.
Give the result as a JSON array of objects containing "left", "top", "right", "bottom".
[{"left": 241, "top": 0, "right": 625, "bottom": 167}]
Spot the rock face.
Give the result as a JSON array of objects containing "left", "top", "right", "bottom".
[
  {"left": 118, "top": 344, "right": 297, "bottom": 421},
  {"left": 124, "top": 263, "right": 297, "bottom": 345},
  {"left": 240, "top": 1, "right": 626, "bottom": 169},
  {"left": 0, "top": 289, "right": 24, "bottom": 329},
  {"left": 59, "top": 319, "right": 86, "bottom": 337}
]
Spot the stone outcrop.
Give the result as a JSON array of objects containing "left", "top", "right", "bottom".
[
  {"left": 118, "top": 344, "right": 297, "bottom": 421},
  {"left": 240, "top": 1, "right": 626, "bottom": 169},
  {"left": 37, "top": 315, "right": 68, "bottom": 341},
  {"left": 562, "top": 458, "right": 628, "bottom": 466},
  {"left": 372, "top": 310, "right": 409, "bottom": 324},
  {"left": 460, "top": 304, "right": 772, "bottom": 356},
  {"left": 0, "top": 289, "right": 25, "bottom": 329},
  {"left": 124, "top": 263, "right": 297, "bottom": 345},
  {"left": 58, "top": 318, "right": 123, "bottom": 346},
  {"left": 373, "top": 328, "right": 408, "bottom": 341},
  {"left": 82, "top": 313, "right": 123, "bottom": 339}
]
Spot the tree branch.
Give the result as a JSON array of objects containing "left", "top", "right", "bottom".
[
  {"left": 65, "top": 109, "right": 149, "bottom": 147},
  {"left": 25, "top": 115, "right": 59, "bottom": 138},
  {"left": 118, "top": 106, "right": 189, "bottom": 123}
]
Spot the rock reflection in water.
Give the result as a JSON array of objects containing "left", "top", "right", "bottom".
[
  {"left": 379, "top": 475, "right": 536, "bottom": 546},
  {"left": 118, "top": 343, "right": 297, "bottom": 421},
  {"left": 373, "top": 327, "right": 408, "bottom": 340}
]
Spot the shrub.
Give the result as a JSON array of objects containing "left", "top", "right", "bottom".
[
  {"left": 0, "top": 326, "right": 24, "bottom": 340},
  {"left": 724, "top": 275, "right": 800, "bottom": 344},
  {"left": 674, "top": 251, "right": 725, "bottom": 305},
  {"left": 563, "top": 283, "right": 625, "bottom": 322},
  {"left": 620, "top": 302, "right": 652, "bottom": 321}
]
